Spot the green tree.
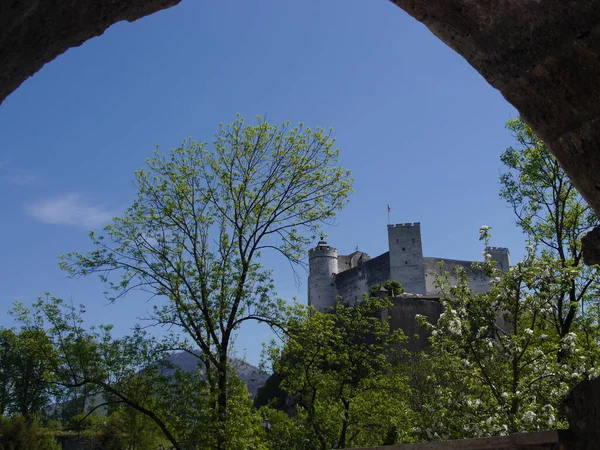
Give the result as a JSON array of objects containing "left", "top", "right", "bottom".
[
  {"left": 12, "top": 297, "right": 183, "bottom": 446},
  {"left": 500, "top": 118, "right": 600, "bottom": 340},
  {"left": 270, "top": 297, "right": 410, "bottom": 449},
  {"left": 257, "top": 407, "right": 313, "bottom": 450},
  {"left": 369, "top": 280, "right": 404, "bottom": 297},
  {"left": 0, "top": 328, "right": 54, "bottom": 418},
  {"left": 58, "top": 116, "right": 352, "bottom": 449},
  {"left": 0, "top": 415, "right": 61, "bottom": 450},
  {"left": 14, "top": 295, "right": 267, "bottom": 450}
]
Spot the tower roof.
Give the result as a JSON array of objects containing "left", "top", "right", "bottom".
[{"left": 309, "top": 238, "right": 337, "bottom": 255}]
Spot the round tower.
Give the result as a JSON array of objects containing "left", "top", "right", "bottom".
[{"left": 308, "top": 239, "right": 338, "bottom": 313}]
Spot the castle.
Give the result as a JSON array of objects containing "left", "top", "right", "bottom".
[{"left": 308, "top": 222, "right": 510, "bottom": 313}]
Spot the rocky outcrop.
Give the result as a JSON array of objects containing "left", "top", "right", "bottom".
[
  {"left": 0, "top": 0, "right": 181, "bottom": 105},
  {"left": 388, "top": 0, "right": 600, "bottom": 263}
]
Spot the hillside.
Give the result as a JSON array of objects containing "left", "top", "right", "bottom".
[{"left": 163, "top": 350, "right": 268, "bottom": 397}]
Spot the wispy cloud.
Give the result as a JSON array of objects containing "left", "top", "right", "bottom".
[
  {"left": 25, "top": 194, "right": 116, "bottom": 229},
  {"left": 6, "top": 174, "right": 38, "bottom": 186}
]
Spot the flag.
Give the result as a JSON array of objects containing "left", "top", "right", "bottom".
[{"left": 387, "top": 204, "right": 391, "bottom": 213}]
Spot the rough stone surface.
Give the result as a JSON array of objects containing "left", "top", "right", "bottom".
[
  {"left": 581, "top": 226, "right": 600, "bottom": 265},
  {"left": 0, "top": 0, "right": 181, "bottom": 105},
  {"left": 560, "top": 376, "right": 600, "bottom": 450},
  {"left": 388, "top": 0, "right": 600, "bottom": 263},
  {"left": 388, "top": 295, "right": 444, "bottom": 353}
]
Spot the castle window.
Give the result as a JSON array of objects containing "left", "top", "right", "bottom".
[
  {"left": 396, "top": 239, "right": 399, "bottom": 243},
  {"left": 405, "top": 261, "right": 408, "bottom": 264},
  {"left": 412, "top": 238, "right": 415, "bottom": 244},
  {"left": 402, "top": 247, "right": 405, "bottom": 251}
]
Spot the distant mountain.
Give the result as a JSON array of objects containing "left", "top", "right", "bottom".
[
  {"left": 162, "top": 350, "right": 268, "bottom": 397},
  {"left": 51, "top": 351, "right": 268, "bottom": 419}
]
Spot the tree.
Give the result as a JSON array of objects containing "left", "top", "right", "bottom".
[
  {"left": 369, "top": 280, "right": 404, "bottom": 297},
  {"left": 269, "top": 297, "right": 410, "bottom": 449},
  {"left": 0, "top": 415, "right": 61, "bottom": 450},
  {"left": 67, "top": 407, "right": 171, "bottom": 450},
  {"left": 411, "top": 228, "right": 600, "bottom": 441},
  {"left": 0, "top": 328, "right": 54, "bottom": 418},
  {"left": 500, "top": 118, "right": 600, "bottom": 341},
  {"left": 59, "top": 116, "right": 353, "bottom": 448},
  {"left": 13, "top": 295, "right": 268, "bottom": 450}
]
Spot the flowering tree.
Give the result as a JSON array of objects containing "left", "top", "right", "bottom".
[
  {"left": 411, "top": 227, "right": 600, "bottom": 440},
  {"left": 500, "top": 118, "right": 600, "bottom": 341}
]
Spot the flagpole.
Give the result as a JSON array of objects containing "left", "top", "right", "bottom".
[{"left": 387, "top": 204, "right": 391, "bottom": 225}]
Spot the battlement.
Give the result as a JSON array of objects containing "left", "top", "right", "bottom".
[
  {"left": 309, "top": 246, "right": 337, "bottom": 254},
  {"left": 388, "top": 222, "right": 421, "bottom": 228},
  {"left": 485, "top": 246, "right": 510, "bottom": 253},
  {"left": 308, "top": 240, "right": 338, "bottom": 262}
]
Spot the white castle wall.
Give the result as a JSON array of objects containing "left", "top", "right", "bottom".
[
  {"left": 307, "top": 224, "right": 510, "bottom": 309},
  {"left": 388, "top": 223, "right": 427, "bottom": 295},
  {"left": 424, "top": 257, "right": 491, "bottom": 295}
]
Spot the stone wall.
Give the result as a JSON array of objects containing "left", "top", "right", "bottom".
[
  {"left": 424, "top": 257, "right": 491, "bottom": 295},
  {"left": 335, "top": 252, "right": 390, "bottom": 305},
  {"left": 388, "top": 295, "right": 444, "bottom": 352}
]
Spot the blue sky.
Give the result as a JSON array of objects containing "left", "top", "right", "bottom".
[{"left": 0, "top": 0, "right": 523, "bottom": 365}]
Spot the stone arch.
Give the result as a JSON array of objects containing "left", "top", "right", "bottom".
[{"left": 3, "top": 0, "right": 600, "bottom": 260}]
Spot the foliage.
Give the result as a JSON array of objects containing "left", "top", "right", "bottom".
[
  {"left": 411, "top": 228, "right": 600, "bottom": 440},
  {"left": 369, "top": 280, "right": 404, "bottom": 297},
  {"left": 13, "top": 295, "right": 270, "bottom": 450},
  {"left": 269, "top": 297, "right": 411, "bottom": 449},
  {"left": 0, "top": 415, "right": 61, "bottom": 450},
  {"left": 404, "top": 120, "right": 600, "bottom": 442},
  {"left": 58, "top": 115, "right": 352, "bottom": 449},
  {"left": 259, "top": 407, "right": 315, "bottom": 450},
  {"left": 12, "top": 296, "right": 185, "bottom": 447},
  {"left": 66, "top": 408, "right": 170, "bottom": 450},
  {"left": 0, "top": 328, "right": 54, "bottom": 417},
  {"left": 500, "top": 118, "right": 600, "bottom": 339},
  {"left": 7, "top": 115, "right": 599, "bottom": 449}
]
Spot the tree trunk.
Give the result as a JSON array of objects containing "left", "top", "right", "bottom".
[
  {"left": 337, "top": 399, "right": 350, "bottom": 449},
  {"left": 216, "top": 351, "right": 229, "bottom": 450}
]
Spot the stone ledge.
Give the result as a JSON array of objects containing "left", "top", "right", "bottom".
[{"left": 347, "top": 430, "right": 573, "bottom": 450}]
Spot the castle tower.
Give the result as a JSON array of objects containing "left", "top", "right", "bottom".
[
  {"left": 308, "top": 239, "right": 338, "bottom": 312},
  {"left": 388, "top": 223, "right": 426, "bottom": 294},
  {"left": 486, "top": 247, "right": 511, "bottom": 272}
]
